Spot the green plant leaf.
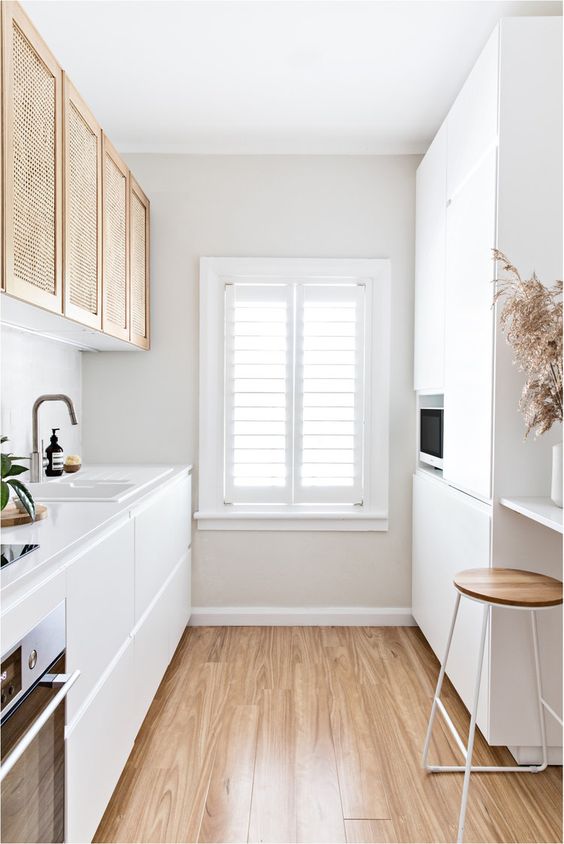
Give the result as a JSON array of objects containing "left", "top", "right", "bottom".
[
  {"left": 7, "top": 479, "right": 35, "bottom": 520},
  {"left": 7, "top": 464, "right": 29, "bottom": 477},
  {"left": 1, "top": 453, "right": 12, "bottom": 479},
  {"left": 1, "top": 436, "right": 8, "bottom": 444},
  {"left": 1, "top": 481, "right": 9, "bottom": 510}
]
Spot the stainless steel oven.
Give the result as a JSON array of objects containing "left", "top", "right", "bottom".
[{"left": 0, "top": 602, "right": 80, "bottom": 843}]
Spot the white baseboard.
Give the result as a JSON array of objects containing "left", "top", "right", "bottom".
[{"left": 189, "top": 606, "right": 415, "bottom": 626}]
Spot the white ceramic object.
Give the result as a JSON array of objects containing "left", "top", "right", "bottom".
[{"left": 551, "top": 442, "right": 563, "bottom": 508}]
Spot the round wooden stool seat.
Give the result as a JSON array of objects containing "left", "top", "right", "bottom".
[{"left": 453, "top": 567, "right": 563, "bottom": 607}]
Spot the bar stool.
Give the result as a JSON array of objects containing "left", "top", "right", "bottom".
[{"left": 422, "top": 568, "right": 563, "bottom": 843}]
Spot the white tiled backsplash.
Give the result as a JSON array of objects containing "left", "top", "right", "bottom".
[{"left": 1, "top": 326, "right": 82, "bottom": 461}]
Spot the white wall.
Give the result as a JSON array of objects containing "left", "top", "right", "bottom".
[
  {"left": 1, "top": 326, "right": 82, "bottom": 460},
  {"left": 82, "top": 154, "right": 419, "bottom": 608}
]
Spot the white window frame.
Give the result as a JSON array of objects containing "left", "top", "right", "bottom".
[{"left": 195, "top": 257, "right": 391, "bottom": 531}]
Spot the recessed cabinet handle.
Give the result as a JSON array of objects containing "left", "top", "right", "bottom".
[{"left": 0, "top": 670, "right": 80, "bottom": 783}]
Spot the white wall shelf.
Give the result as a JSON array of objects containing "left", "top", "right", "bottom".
[{"left": 500, "top": 497, "right": 563, "bottom": 534}]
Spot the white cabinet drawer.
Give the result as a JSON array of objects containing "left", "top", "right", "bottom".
[
  {"left": 66, "top": 640, "right": 135, "bottom": 844},
  {"left": 66, "top": 518, "right": 134, "bottom": 723},
  {"left": 132, "top": 580, "right": 170, "bottom": 737},
  {"left": 167, "top": 549, "right": 191, "bottom": 661},
  {"left": 133, "top": 473, "right": 191, "bottom": 621},
  {"left": 131, "top": 552, "right": 191, "bottom": 737},
  {"left": 447, "top": 26, "right": 499, "bottom": 197},
  {"left": 412, "top": 473, "right": 491, "bottom": 733}
]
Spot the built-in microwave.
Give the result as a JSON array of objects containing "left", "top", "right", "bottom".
[{"left": 419, "top": 407, "right": 443, "bottom": 469}]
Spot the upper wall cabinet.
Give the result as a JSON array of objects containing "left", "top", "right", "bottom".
[
  {"left": 63, "top": 75, "right": 102, "bottom": 329},
  {"left": 129, "top": 177, "right": 150, "bottom": 349},
  {"left": 102, "top": 134, "right": 129, "bottom": 342},
  {"left": 2, "top": 1, "right": 63, "bottom": 312},
  {"left": 443, "top": 146, "right": 497, "bottom": 500},
  {"left": 0, "top": 1, "right": 150, "bottom": 351},
  {"left": 446, "top": 28, "right": 499, "bottom": 199},
  {"left": 413, "top": 122, "right": 447, "bottom": 392}
]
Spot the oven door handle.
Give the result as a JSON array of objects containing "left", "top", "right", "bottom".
[{"left": 0, "top": 669, "right": 80, "bottom": 783}]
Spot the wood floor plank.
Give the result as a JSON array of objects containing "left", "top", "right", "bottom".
[
  {"left": 345, "top": 819, "right": 397, "bottom": 843},
  {"left": 325, "top": 645, "right": 390, "bottom": 820},
  {"left": 293, "top": 666, "right": 346, "bottom": 843},
  {"left": 198, "top": 704, "right": 259, "bottom": 843},
  {"left": 248, "top": 689, "right": 296, "bottom": 843}
]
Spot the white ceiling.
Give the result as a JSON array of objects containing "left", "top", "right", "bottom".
[{"left": 23, "top": 0, "right": 562, "bottom": 155}]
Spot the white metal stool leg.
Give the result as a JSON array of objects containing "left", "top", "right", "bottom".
[
  {"left": 422, "top": 592, "right": 461, "bottom": 768},
  {"left": 457, "top": 602, "right": 490, "bottom": 843},
  {"left": 530, "top": 610, "right": 548, "bottom": 771}
]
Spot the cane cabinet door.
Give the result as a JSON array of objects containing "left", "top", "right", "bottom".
[
  {"left": 2, "top": 1, "right": 63, "bottom": 311},
  {"left": 102, "top": 133, "right": 129, "bottom": 341},
  {"left": 63, "top": 75, "right": 102, "bottom": 328},
  {"left": 129, "top": 176, "right": 150, "bottom": 349}
]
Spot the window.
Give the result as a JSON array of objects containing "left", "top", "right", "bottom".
[{"left": 196, "top": 258, "right": 390, "bottom": 530}]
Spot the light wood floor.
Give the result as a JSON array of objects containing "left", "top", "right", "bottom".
[{"left": 95, "top": 626, "right": 562, "bottom": 844}]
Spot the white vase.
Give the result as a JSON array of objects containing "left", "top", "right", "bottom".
[{"left": 550, "top": 442, "right": 563, "bottom": 508}]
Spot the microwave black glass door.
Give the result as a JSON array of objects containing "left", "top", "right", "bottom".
[{"left": 420, "top": 410, "right": 443, "bottom": 458}]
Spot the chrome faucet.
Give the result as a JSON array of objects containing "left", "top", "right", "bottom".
[{"left": 31, "top": 395, "right": 78, "bottom": 482}]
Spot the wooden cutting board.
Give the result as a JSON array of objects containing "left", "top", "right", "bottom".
[{"left": 1, "top": 503, "right": 48, "bottom": 527}]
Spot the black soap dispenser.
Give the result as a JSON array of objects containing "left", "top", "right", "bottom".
[{"left": 45, "top": 428, "right": 64, "bottom": 477}]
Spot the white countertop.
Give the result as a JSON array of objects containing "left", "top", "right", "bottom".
[{"left": 1, "top": 464, "right": 191, "bottom": 596}]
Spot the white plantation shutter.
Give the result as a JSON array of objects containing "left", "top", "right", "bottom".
[
  {"left": 225, "top": 279, "right": 365, "bottom": 506},
  {"left": 224, "top": 282, "right": 293, "bottom": 504},
  {"left": 295, "top": 283, "right": 365, "bottom": 504}
]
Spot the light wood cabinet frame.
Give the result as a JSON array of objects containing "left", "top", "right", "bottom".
[
  {"left": 1, "top": 7, "right": 4, "bottom": 292},
  {"left": 63, "top": 74, "right": 102, "bottom": 329},
  {"left": 128, "top": 176, "right": 150, "bottom": 349},
  {"left": 102, "top": 132, "right": 129, "bottom": 341},
  {"left": 1, "top": 1, "right": 63, "bottom": 312}
]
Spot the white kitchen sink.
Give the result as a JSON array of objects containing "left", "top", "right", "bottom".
[{"left": 28, "top": 480, "right": 135, "bottom": 502}]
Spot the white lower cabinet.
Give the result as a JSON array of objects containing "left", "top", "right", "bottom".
[
  {"left": 66, "top": 641, "right": 135, "bottom": 844},
  {"left": 63, "top": 469, "right": 192, "bottom": 842},
  {"left": 412, "top": 473, "right": 491, "bottom": 733}
]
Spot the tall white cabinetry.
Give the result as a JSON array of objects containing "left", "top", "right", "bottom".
[{"left": 413, "top": 18, "right": 562, "bottom": 760}]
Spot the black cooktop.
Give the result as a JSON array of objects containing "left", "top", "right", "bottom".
[{"left": 0, "top": 544, "right": 40, "bottom": 569}]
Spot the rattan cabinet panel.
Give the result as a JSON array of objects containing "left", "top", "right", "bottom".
[
  {"left": 63, "top": 76, "right": 102, "bottom": 328},
  {"left": 129, "top": 178, "right": 150, "bottom": 349},
  {"left": 102, "top": 134, "right": 129, "bottom": 341},
  {"left": 2, "top": 1, "right": 62, "bottom": 311}
]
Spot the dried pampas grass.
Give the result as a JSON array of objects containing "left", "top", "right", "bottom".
[{"left": 493, "top": 249, "right": 563, "bottom": 438}]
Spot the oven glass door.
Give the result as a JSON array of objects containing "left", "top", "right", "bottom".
[{"left": 1, "top": 654, "right": 65, "bottom": 844}]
